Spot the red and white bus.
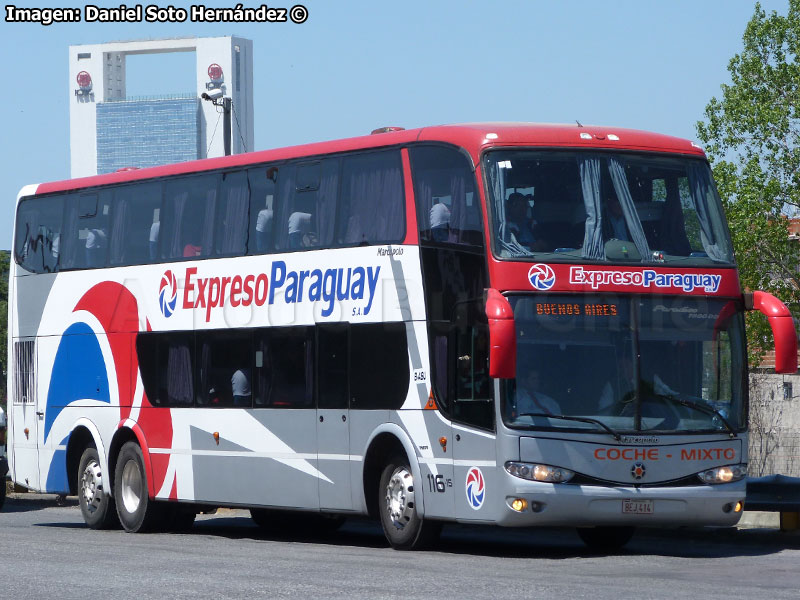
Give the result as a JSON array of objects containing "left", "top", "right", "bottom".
[{"left": 8, "top": 123, "right": 796, "bottom": 550}]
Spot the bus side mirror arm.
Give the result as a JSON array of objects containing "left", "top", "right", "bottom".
[
  {"left": 744, "top": 291, "right": 798, "bottom": 374},
  {"left": 485, "top": 289, "right": 516, "bottom": 379}
]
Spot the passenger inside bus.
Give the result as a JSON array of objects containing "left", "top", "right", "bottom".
[
  {"left": 604, "top": 193, "right": 630, "bottom": 242},
  {"left": 505, "top": 192, "right": 537, "bottom": 250},
  {"left": 429, "top": 201, "right": 451, "bottom": 242},
  {"left": 149, "top": 221, "right": 160, "bottom": 260},
  {"left": 232, "top": 367, "right": 252, "bottom": 407},
  {"left": 514, "top": 368, "right": 560, "bottom": 417},
  {"left": 288, "top": 211, "right": 314, "bottom": 248},
  {"left": 255, "top": 198, "right": 273, "bottom": 252},
  {"left": 181, "top": 210, "right": 204, "bottom": 257},
  {"left": 85, "top": 227, "right": 107, "bottom": 267}
]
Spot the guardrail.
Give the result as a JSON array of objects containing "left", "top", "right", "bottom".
[{"left": 746, "top": 474, "right": 800, "bottom": 530}]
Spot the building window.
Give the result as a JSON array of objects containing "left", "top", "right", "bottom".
[{"left": 784, "top": 381, "right": 793, "bottom": 400}]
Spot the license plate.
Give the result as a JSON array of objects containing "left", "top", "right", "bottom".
[{"left": 622, "top": 499, "right": 653, "bottom": 514}]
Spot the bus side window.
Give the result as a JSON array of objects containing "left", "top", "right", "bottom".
[
  {"left": 161, "top": 174, "right": 219, "bottom": 260},
  {"left": 337, "top": 150, "right": 405, "bottom": 246},
  {"left": 317, "top": 324, "right": 349, "bottom": 410},
  {"left": 61, "top": 192, "right": 113, "bottom": 269},
  {"left": 452, "top": 323, "right": 493, "bottom": 430},
  {"left": 349, "top": 323, "right": 409, "bottom": 410},
  {"left": 14, "top": 195, "right": 65, "bottom": 274},
  {"left": 196, "top": 330, "right": 253, "bottom": 407},
  {"left": 275, "top": 160, "right": 338, "bottom": 251},
  {"left": 248, "top": 166, "right": 278, "bottom": 254},
  {"left": 409, "top": 146, "right": 484, "bottom": 247},
  {"left": 428, "top": 325, "right": 452, "bottom": 415},
  {"left": 136, "top": 331, "right": 194, "bottom": 407},
  {"left": 253, "top": 327, "right": 313, "bottom": 408},
  {"left": 108, "top": 182, "right": 162, "bottom": 267},
  {"left": 215, "top": 171, "right": 250, "bottom": 257}
]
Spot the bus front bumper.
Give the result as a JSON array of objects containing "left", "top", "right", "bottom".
[{"left": 495, "top": 479, "right": 745, "bottom": 528}]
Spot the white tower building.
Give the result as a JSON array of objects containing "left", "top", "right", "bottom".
[{"left": 69, "top": 36, "right": 254, "bottom": 178}]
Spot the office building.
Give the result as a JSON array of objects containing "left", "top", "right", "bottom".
[{"left": 69, "top": 36, "right": 254, "bottom": 177}]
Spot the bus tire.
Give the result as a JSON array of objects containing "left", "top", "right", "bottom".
[
  {"left": 577, "top": 526, "right": 636, "bottom": 552},
  {"left": 114, "top": 441, "right": 163, "bottom": 532},
  {"left": 0, "top": 478, "right": 6, "bottom": 511},
  {"left": 378, "top": 455, "right": 441, "bottom": 550},
  {"left": 78, "top": 447, "right": 119, "bottom": 529}
]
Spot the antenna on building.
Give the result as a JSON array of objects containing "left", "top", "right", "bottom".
[{"left": 201, "top": 91, "right": 232, "bottom": 157}]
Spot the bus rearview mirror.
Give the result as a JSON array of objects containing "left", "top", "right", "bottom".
[
  {"left": 485, "top": 289, "right": 516, "bottom": 379},
  {"left": 746, "top": 291, "right": 798, "bottom": 374}
]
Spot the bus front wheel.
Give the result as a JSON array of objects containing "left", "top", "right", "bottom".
[
  {"left": 378, "top": 455, "right": 441, "bottom": 550},
  {"left": 78, "top": 447, "right": 119, "bottom": 529},
  {"left": 114, "top": 442, "right": 163, "bottom": 532},
  {"left": 577, "top": 526, "right": 636, "bottom": 552}
]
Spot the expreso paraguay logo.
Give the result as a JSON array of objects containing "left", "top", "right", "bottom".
[
  {"left": 465, "top": 467, "right": 486, "bottom": 510},
  {"left": 528, "top": 263, "right": 556, "bottom": 291},
  {"left": 158, "top": 260, "right": 382, "bottom": 321},
  {"left": 159, "top": 270, "right": 178, "bottom": 318}
]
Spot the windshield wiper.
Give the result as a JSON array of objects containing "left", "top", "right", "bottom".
[
  {"left": 518, "top": 413, "right": 622, "bottom": 441},
  {"left": 651, "top": 394, "right": 737, "bottom": 439}
]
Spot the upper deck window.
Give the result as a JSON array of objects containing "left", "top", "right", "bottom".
[
  {"left": 14, "top": 195, "right": 64, "bottom": 274},
  {"left": 410, "top": 146, "right": 484, "bottom": 247},
  {"left": 484, "top": 151, "right": 733, "bottom": 266},
  {"left": 161, "top": 174, "right": 219, "bottom": 261},
  {"left": 14, "top": 147, "right": 408, "bottom": 274}
]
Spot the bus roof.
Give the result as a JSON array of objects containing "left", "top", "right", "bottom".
[{"left": 35, "top": 122, "right": 706, "bottom": 196}]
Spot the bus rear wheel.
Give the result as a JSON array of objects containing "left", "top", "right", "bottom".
[
  {"left": 378, "top": 456, "right": 441, "bottom": 550},
  {"left": 114, "top": 441, "right": 163, "bottom": 532},
  {"left": 577, "top": 526, "right": 636, "bottom": 552},
  {"left": 78, "top": 447, "right": 119, "bottom": 529}
]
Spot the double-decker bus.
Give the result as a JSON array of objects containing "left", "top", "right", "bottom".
[{"left": 8, "top": 123, "right": 797, "bottom": 550}]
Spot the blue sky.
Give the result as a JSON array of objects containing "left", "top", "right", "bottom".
[{"left": 0, "top": 0, "right": 789, "bottom": 249}]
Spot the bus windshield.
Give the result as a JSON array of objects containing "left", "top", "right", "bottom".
[
  {"left": 484, "top": 151, "right": 733, "bottom": 265},
  {"left": 503, "top": 295, "right": 746, "bottom": 434}
]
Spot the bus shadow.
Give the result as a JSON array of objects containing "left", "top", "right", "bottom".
[
  {"left": 25, "top": 505, "right": 798, "bottom": 559},
  {"left": 188, "top": 515, "right": 793, "bottom": 560},
  {"left": 1, "top": 494, "right": 78, "bottom": 514}
]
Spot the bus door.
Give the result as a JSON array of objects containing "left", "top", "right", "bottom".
[
  {"left": 450, "top": 322, "right": 497, "bottom": 521},
  {"left": 316, "top": 324, "right": 352, "bottom": 510},
  {"left": 10, "top": 338, "right": 41, "bottom": 490}
]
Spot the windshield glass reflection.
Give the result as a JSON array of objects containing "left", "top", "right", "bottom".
[
  {"left": 484, "top": 151, "right": 733, "bottom": 266},
  {"left": 503, "top": 295, "right": 746, "bottom": 434}
]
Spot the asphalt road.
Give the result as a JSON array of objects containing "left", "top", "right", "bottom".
[{"left": 1, "top": 494, "right": 799, "bottom": 600}]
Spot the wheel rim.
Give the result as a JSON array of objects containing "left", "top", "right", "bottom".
[
  {"left": 385, "top": 466, "right": 415, "bottom": 530},
  {"left": 120, "top": 459, "right": 142, "bottom": 514},
  {"left": 81, "top": 459, "right": 104, "bottom": 515}
]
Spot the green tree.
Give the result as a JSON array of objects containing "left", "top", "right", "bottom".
[{"left": 697, "top": 0, "right": 800, "bottom": 367}]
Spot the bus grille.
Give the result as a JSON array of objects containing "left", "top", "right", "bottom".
[
  {"left": 567, "top": 473, "right": 701, "bottom": 488},
  {"left": 13, "top": 340, "right": 36, "bottom": 405}
]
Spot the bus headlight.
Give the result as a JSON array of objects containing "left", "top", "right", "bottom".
[
  {"left": 697, "top": 464, "right": 747, "bottom": 484},
  {"left": 505, "top": 461, "right": 574, "bottom": 483}
]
